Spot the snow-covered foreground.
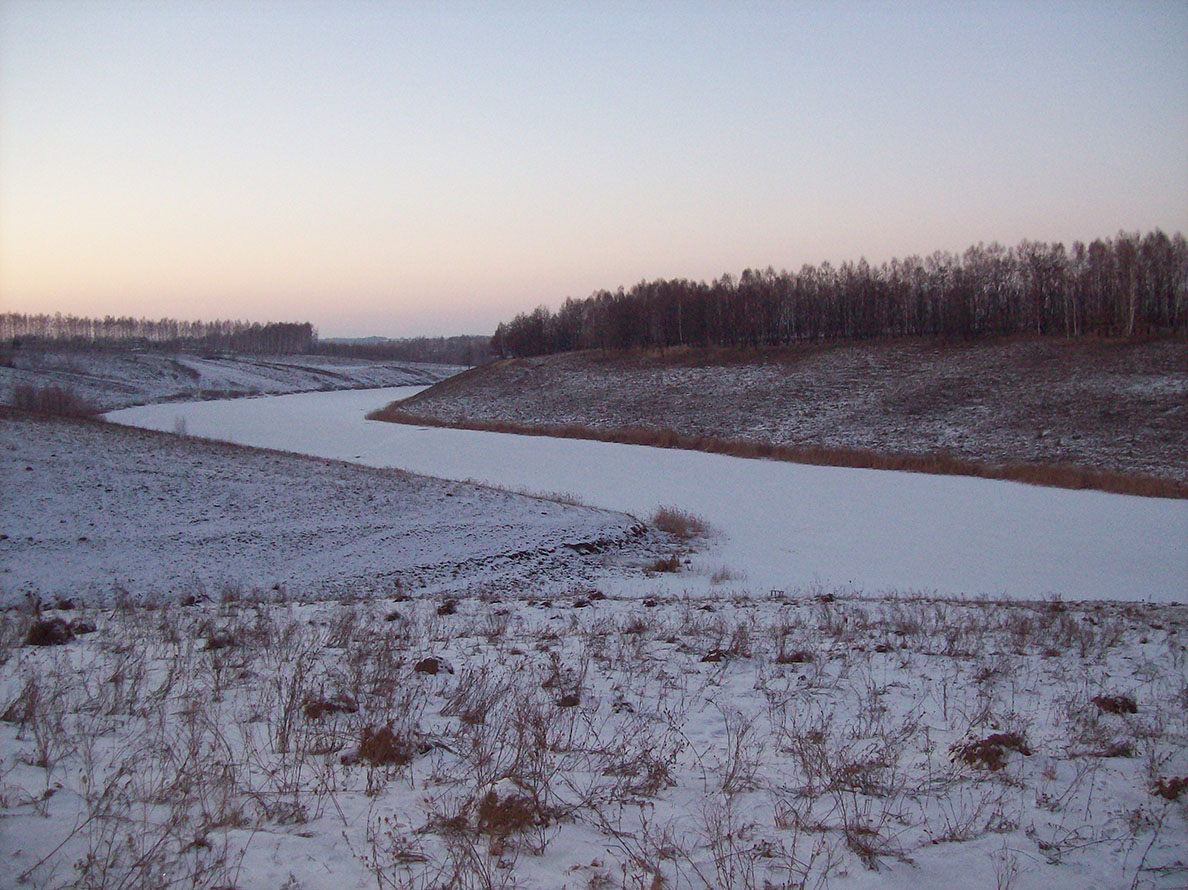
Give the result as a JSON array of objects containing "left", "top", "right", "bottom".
[
  {"left": 108, "top": 387, "right": 1188, "bottom": 602},
  {"left": 3, "top": 593, "right": 1185, "bottom": 890}
]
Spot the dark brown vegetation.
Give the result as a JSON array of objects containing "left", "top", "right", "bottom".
[
  {"left": 24, "top": 618, "right": 74, "bottom": 646},
  {"left": 11, "top": 383, "right": 98, "bottom": 417},
  {"left": 950, "top": 732, "right": 1032, "bottom": 771},
  {"left": 1091, "top": 694, "right": 1138, "bottom": 715},
  {"left": 302, "top": 695, "right": 358, "bottom": 720},
  {"left": 494, "top": 230, "right": 1186, "bottom": 356},
  {"left": 414, "top": 656, "right": 444, "bottom": 675},
  {"left": 357, "top": 724, "right": 415, "bottom": 767},
  {"left": 1153, "top": 776, "right": 1188, "bottom": 802}
]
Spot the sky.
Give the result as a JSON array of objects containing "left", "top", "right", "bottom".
[{"left": 1, "top": 2, "right": 1186, "bottom": 338}]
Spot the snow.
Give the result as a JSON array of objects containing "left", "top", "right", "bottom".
[
  {"left": 2, "top": 592, "right": 1185, "bottom": 890},
  {"left": 0, "top": 350, "right": 461, "bottom": 411},
  {"left": 0, "top": 412, "right": 658, "bottom": 604},
  {"left": 2, "top": 378, "right": 1185, "bottom": 890},
  {"left": 108, "top": 387, "right": 1188, "bottom": 602},
  {"left": 391, "top": 341, "right": 1188, "bottom": 485}
]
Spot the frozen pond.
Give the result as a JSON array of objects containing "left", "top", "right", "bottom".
[{"left": 107, "top": 386, "right": 1188, "bottom": 602}]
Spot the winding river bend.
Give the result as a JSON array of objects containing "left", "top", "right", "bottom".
[{"left": 107, "top": 386, "right": 1188, "bottom": 603}]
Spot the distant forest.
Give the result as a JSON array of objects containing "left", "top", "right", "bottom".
[
  {"left": 493, "top": 230, "right": 1187, "bottom": 357},
  {"left": 1, "top": 315, "right": 316, "bottom": 354},
  {"left": 315, "top": 336, "right": 491, "bottom": 367},
  {"left": 0, "top": 314, "right": 490, "bottom": 365}
]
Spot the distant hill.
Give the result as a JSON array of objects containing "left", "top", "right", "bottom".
[
  {"left": 0, "top": 351, "right": 459, "bottom": 412},
  {"left": 372, "top": 336, "right": 1188, "bottom": 496}
]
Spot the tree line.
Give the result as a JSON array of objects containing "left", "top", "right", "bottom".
[
  {"left": 0, "top": 313, "right": 491, "bottom": 365},
  {"left": 493, "top": 230, "right": 1188, "bottom": 357},
  {"left": 315, "top": 335, "right": 493, "bottom": 366},
  {"left": 1, "top": 314, "right": 315, "bottom": 355}
]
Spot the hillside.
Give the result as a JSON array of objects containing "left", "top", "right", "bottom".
[
  {"left": 0, "top": 412, "right": 659, "bottom": 603},
  {"left": 0, "top": 350, "right": 461, "bottom": 412},
  {"left": 374, "top": 337, "right": 1188, "bottom": 491}
]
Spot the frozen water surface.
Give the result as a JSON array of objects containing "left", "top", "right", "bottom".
[{"left": 107, "top": 386, "right": 1188, "bottom": 602}]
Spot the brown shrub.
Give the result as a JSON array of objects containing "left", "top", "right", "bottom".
[
  {"left": 1153, "top": 776, "right": 1188, "bottom": 801},
  {"left": 776, "top": 648, "right": 814, "bottom": 665},
  {"left": 25, "top": 618, "right": 73, "bottom": 646},
  {"left": 302, "top": 695, "right": 357, "bottom": 721},
  {"left": 476, "top": 786, "right": 545, "bottom": 836},
  {"left": 358, "top": 725, "right": 414, "bottom": 766},
  {"left": 651, "top": 506, "right": 710, "bottom": 538},
  {"left": 647, "top": 555, "right": 681, "bottom": 574},
  {"left": 950, "top": 732, "right": 1032, "bottom": 771},
  {"left": 414, "top": 657, "right": 441, "bottom": 675},
  {"left": 11, "top": 383, "right": 99, "bottom": 417},
  {"left": 1091, "top": 694, "right": 1137, "bottom": 715}
]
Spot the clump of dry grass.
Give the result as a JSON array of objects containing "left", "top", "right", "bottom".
[
  {"left": 24, "top": 617, "right": 75, "bottom": 647},
  {"left": 950, "top": 732, "right": 1032, "bottom": 771},
  {"left": 1153, "top": 776, "right": 1188, "bottom": 801},
  {"left": 475, "top": 782, "right": 548, "bottom": 837},
  {"left": 1091, "top": 693, "right": 1138, "bottom": 715},
  {"left": 646, "top": 555, "right": 681, "bottom": 574},
  {"left": 357, "top": 724, "right": 415, "bottom": 767},
  {"left": 10, "top": 383, "right": 98, "bottom": 417},
  {"left": 650, "top": 506, "right": 710, "bottom": 539},
  {"left": 302, "top": 694, "right": 357, "bottom": 720}
]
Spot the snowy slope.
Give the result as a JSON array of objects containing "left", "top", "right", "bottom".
[
  {"left": 391, "top": 339, "right": 1188, "bottom": 484},
  {"left": 0, "top": 412, "right": 658, "bottom": 604},
  {"left": 0, "top": 349, "right": 462, "bottom": 411}
]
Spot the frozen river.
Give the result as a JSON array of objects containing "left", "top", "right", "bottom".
[{"left": 107, "top": 386, "right": 1188, "bottom": 602}]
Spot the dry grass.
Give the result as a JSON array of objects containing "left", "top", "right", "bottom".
[
  {"left": 650, "top": 506, "right": 711, "bottom": 539},
  {"left": 369, "top": 410, "right": 1188, "bottom": 499},
  {"left": 950, "top": 732, "right": 1033, "bottom": 771},
  {"left": 10, "top": 383, "right": 99, "bottom": 417},
  {"left": 646, "top": 555, "right": 681, "bottom": 575},
  {"left": 2, "top": 591, "right": 1185, "bottom": 888}
]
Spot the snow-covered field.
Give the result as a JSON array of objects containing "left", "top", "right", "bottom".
[
  {"left": 0, "top": 412, "right": 659, "bottom": 604},
  {"left": 2, "top": 373, "right": 1184, "bottom": 889},
  {"left": 3, "top": 592, "right": 1186, "bottom": 890},
  {"left": 109, "top": 387, "right": 1188, "bottom": 602},
  {"left": 0, "top": 349, "right": 461, "bottom": 411}
]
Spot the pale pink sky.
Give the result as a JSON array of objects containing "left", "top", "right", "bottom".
[{"left": 2, "top": 1, "right": 1185, "bottom": 337}]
